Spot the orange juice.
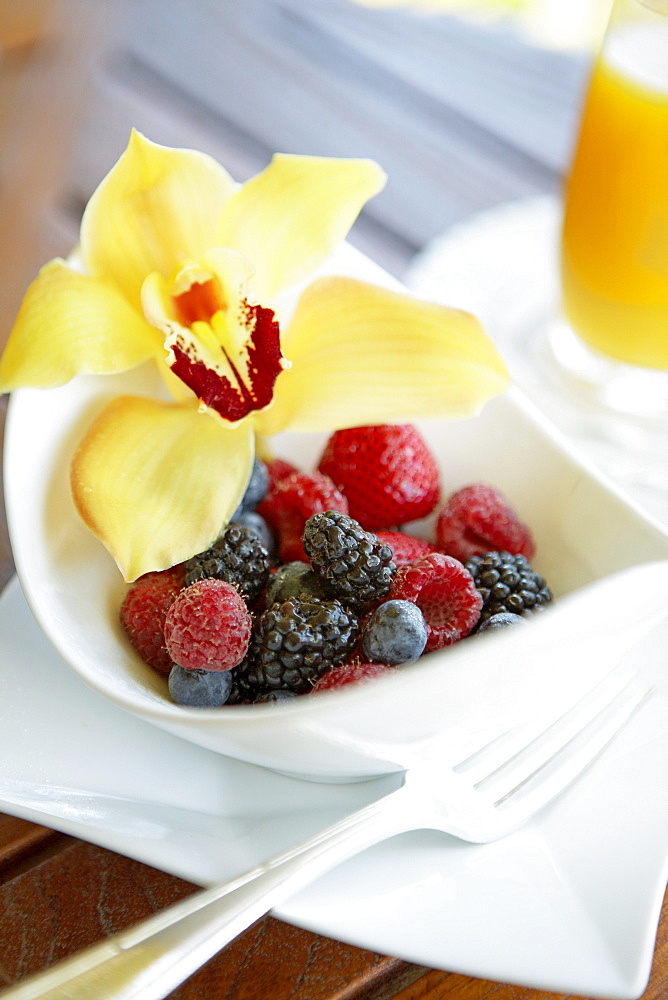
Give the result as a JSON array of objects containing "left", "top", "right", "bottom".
[{"left": 561, "top": 23, "right": 668, "bottom": 370}]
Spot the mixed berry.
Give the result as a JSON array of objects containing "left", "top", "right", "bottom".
[{"left": 120, "top": 423, "right": 553, "bottom": 708}]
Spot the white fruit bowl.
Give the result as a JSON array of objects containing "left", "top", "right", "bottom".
[{"left": 6, "top": 345, "right": 668, "bottom": 782}]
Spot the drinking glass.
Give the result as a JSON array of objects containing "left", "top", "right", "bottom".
[{"left": 550, "top": 0, "right": 668, "bottom": 425}]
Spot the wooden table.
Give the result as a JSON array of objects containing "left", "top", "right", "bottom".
[{"left": 1, "top": 2, "right": 668, "bottom": 997}]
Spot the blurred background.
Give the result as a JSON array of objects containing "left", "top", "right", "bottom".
[
  {"left": 0, "top": 0, "right": 616, "bottom": 589},
  {"left": 0, "top": 0, "right": 609, "bottom": 344}
]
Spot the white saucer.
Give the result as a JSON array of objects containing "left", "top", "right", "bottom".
[{"left": 1, "top": 576, "right": 667, "bottom": 998}]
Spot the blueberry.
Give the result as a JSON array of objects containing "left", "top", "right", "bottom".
[
  {"left": 231, "top": 458, "right": 269, "bottom": 519},
  {"left": 361, "top": 600, "right": 428, "bottom": 665},
  {"left": 168, "top": 664, "right": 233, "bottom": 707},
  {"left": 476, "top": 612, "right": 527, "bottom": 633},
  {"left": 232, "top": 510, "right": 275, "bottom": 553}
]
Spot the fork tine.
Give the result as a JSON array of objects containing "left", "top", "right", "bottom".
[
  {"left": 469, "top": 672, "right": 653, "bottom": 839},
  {"left": 492, "top": 677, "right": 652, "bottom": 806},
  {"left": 454, "top": 661, "right": 640, "bottom": 786}
]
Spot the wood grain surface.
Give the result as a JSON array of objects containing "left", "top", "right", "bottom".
[
  {"left": 0, "top": 812, "right": 667, "bottom": 998},
  {"left": 0, "top": 2, "right": 667, "bottom": 997}
]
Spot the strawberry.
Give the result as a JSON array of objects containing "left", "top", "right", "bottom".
[
  {"left": 317, "top": 425, "right": 440, "bottom": 531},
  {"left": 265, "top": 457, "right": 299, "bottom": 491}
]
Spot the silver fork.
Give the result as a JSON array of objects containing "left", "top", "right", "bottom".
[{"left": 3, "top": 661, "right": 651, "bottom": 1000}]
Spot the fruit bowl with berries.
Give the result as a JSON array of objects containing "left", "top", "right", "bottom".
[
  {"left": 6, "top": 360, "right": 668, "bottom": 781},
  {"left": 3, "top": 135, "right": 668, "bottom": 781}
]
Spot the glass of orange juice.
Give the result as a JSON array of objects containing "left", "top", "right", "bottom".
[{"left": 551, "top": 0, "right": 668, "bottom": 420}]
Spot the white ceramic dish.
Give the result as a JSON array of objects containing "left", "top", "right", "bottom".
[
  {"left": 5, "top": 238, "right": 668, "bottom": 782},
  {"left": 1, "top": 576, "right": 667, "bottom": 999}
]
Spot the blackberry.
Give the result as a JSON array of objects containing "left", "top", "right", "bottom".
[
  {"left": 476, "top": 611, "right": 527, "bottom": 633},
  {"left": 246, "top": 595, "right": 358, "bottom": 695},
  {"left": 302, "top": 510, "right": 396, "bottom": 611},
  {"left": 226, "top": 659, "right": 259, "bottom": 705},
  {"left": 226, "top": 661, "right": 255, "bottom": 705},
  {"left": 227, "top": 675, "right": 298, "bottom": 705},
  {"left": 254, "top": 689, "right": 298, "bottom": 704},
  {"left": 184, "top": 522, "right": 270, "bottom": 602},
  {"left": 265, "top": 561, "right": 329, "bottom": 605},
  {"left": 232, "top": 510, "right": 275, "bottom": 554},
  {"left": 465, "top": 551, "right": 552, "bottom": 625}
]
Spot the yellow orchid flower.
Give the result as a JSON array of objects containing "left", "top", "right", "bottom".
[{"left": 0, "top": 131, "right": 509, "bottom": 581}]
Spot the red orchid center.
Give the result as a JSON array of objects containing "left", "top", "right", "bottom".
[{"left": 166, "top": 278, "right": 286, "bottom": 425}]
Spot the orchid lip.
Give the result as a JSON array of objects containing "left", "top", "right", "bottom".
[{"left": 167, "top": 300, "right": 288, "bottom": 422}]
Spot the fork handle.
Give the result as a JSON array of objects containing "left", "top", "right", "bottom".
[{"left": 3, "top": 783, "right": 416, "bottom": 1000}]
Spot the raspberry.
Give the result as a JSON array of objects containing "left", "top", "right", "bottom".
[
  {"left": 389, "top": 552, "right": 482, "bottom": 651},
  {"left": 120, "top": 566, "right": 184, "bottom": 674},
  {"left": 317, "top": 424, "right": 440, "bottom": 531},
  {"left": 313, "top": 661, "right": 395, "bottom": 692},
  {"left": 436, "top": 484, "right": 535, "bottom": 563},
  {"left": 375, "top": 531, "right": 437, "bottom": 567},
  {"left": 164, "top": 579, "right": 252, "bottom": 671},
  {"left": 258, "top": 471, "right": 348, "bottom": 563},
  {"left": 303, "top": 510, "right": 396, "bottom": 611},
  {"left": 245, "top": 595, "right": 358, "bottom": 694},
  {"left": 466, "top": 551, "right": 552, "bottom": 625}
]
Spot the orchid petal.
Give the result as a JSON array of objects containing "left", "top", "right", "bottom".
[
  {"left": 217, "top": 154, "right": 386, "bottom": 302},
  {"left": 258, "top": 277, "right": 510, "bottom": 435},
  {"left": 71, "top": 395, "right": 254, "bottom": 581},
  {"left": 0, "top": 259, "right": 160, "bottom": 391},
  {"left": 80, "top": 131, "right": 236, "bottom": 309}
]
